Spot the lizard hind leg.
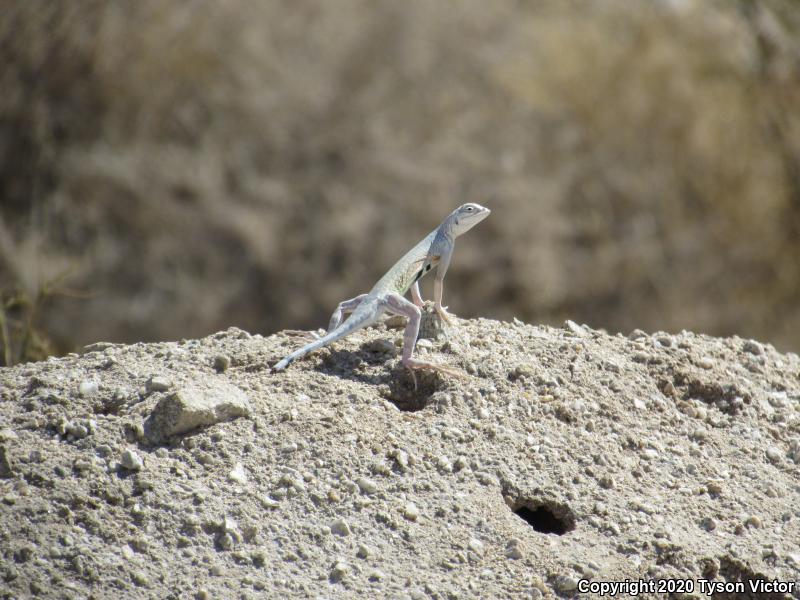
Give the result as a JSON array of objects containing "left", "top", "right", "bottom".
[
  {"left": 328, "top": 294, "right": 369, "bottom": 332},
  {"left": 381, "top": 292, "right": 465, "bottom": 388}
]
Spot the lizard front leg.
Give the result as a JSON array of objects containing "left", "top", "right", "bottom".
[
  {"left": 432, "top": 248, "right": 454, "bottom": 323},
  {"left": 410, "top": 281, "right": 424, "bottom": 308},
  {"left": 381, "top": 292, "right": 464, "bottom": 388}
]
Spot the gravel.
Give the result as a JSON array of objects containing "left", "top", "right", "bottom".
[{"left": 0, "top": 321, "right": 798, "bottom": 598}]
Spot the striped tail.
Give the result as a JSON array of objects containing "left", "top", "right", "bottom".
[{"left": 273, "top": 303, "right": 378, "bottom": 371}]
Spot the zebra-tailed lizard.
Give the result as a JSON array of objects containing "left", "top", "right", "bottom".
[{"left": 273, "top": 203, "right": 490, "bottom": 384}]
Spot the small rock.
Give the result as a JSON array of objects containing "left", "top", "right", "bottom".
[
  {"left": 217, "top": 532, "right": 234, "bottom": 550},
  {"left": 697, "top": 356, "right": 715, "bottom": 370},
  {"left": 213, "top": 355, "right": 231, "bottom": 372},
  {"left": 436, "top": 455, "right": 453, "bottom": 473},
  {"left": 554, "top": 575, "right": 579, "bottom": 593},
  {"left": 641, "top": 448, "right": 658, "bottom": 461},
  {"left": 701, "top": 517, "right": 717, "bottom": 531},
  {"left": 330, "top": 561, "right": 349, "bottom": 582},
  {"left": 120, "top": 449, "right": 143, "bottom": 471},
  {"left": 356, "top": 544, "right": 371, "bottom": 559},
  {"left": 78, "top": 380, "right": 99, "bottom": 397},
  {"left": 357, "top": 477, "right": 378, "bottom": 495},
  {"left": 146, "top": 376, "right": 171, "bottom": 393},
  {"left": 131, "top": 571, "right": 149, "bottom": 587},
  {"left": 468, "top": 538, "right": 484, "bottom": 555},
  {"left": 402, "top": 502, "right": 420, "bottom": 521},
  {"left": 228, "top": 463, "right": 248, "bottom": 484},
  {"left": 0, "top": 447, "right": 13, "bottom": 478},
  {"left": 144, "top": 381, "right": 251, "bottom": 443},
  {"left": 66, "top": 422, "right": 89, "bottom": 439},
  {"left": 633, "top": 398, "right": 647, "bottom": 410},
  {"left": 745, "top": 515, "right": 762, "bottom": 529},
  {"left": 766, "top": 446, "right": 782, "bottom": 464},
  {"left": 742, "top": 340, "right": 764, "bottom": 355},
  {"left": 368, "top": 569, "right": 385, "bottom": 581},
  {"left": 330, "top": 518, "right": 351, "bottom": 536},
  {"left": 0, "top": 429, "right": 18, "bottom": 443},
  {"left": 506, "top": 538, "right": 524, "bottom": 559},
  {"left": 564, "top": 320, "right": 587, "bottom": 337}
]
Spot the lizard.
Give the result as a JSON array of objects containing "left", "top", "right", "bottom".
[{"left": 272, "top": 202, "right": 491, "bottom": 384}]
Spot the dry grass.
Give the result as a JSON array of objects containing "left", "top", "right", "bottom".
[{"left": 1, "top": 0, "right": 800, "bottom": 362}]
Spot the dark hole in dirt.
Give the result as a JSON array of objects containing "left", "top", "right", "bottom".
[
  {"left": 512, "top": 501, "right": 576, "bottom": 535},
  {"left": 386, "top": 367, "right": 440, "bottom": 411}
]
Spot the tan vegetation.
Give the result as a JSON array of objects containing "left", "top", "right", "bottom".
[{"left": 1, "top": 0, "right": 800, "bottom": 364}]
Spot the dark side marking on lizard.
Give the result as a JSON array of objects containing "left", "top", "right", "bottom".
[{"left": 412, "top": 263, "right": 434, "bottom": 284}]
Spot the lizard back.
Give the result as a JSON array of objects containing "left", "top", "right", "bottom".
[{"left": 370, "top": 230, "right": 439, "bottom": 296}]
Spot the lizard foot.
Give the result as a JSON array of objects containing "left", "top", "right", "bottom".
[
  {"left": 403, "top": 358, "right": 467, "bottom": 390},
  {"left": 434, "top": 304, "right": 455, "bottom": 324}
]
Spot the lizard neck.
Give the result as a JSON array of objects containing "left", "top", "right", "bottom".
[{"left": 439, "top": 215, "right": 459, "bottom": 240}]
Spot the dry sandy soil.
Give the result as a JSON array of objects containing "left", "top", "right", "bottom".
[{"left": 1, "top": 312, "right": 799, "bottom": 599}]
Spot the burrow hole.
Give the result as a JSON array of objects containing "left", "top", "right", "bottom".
[{"left": 511, "top": 499, "right": 576, "bottom": 535}]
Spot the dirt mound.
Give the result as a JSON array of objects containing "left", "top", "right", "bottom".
[{"left": 1, "top": 318, "right": 799, "bottom": 598}]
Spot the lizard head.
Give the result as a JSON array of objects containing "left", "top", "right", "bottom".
[{"left": 450, "top": 202, "right": 491, "bottom": 235}]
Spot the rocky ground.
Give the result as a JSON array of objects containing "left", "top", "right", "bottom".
[{"left": 1, "top": 313, "right": 799, "bottom": 599}]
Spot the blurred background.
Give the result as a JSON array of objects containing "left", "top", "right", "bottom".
[{"left": 1, "top": 0, "right": 800, "bottom": 365}]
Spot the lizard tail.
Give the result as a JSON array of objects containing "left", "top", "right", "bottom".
[{"left": 273, "top": 302, "right": 379, "bottom": 371}]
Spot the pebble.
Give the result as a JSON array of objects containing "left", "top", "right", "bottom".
[
  {"left": 766, "top": 446, "right": 782, "bottom": 464},
  {"left": 357, "top": 477, "right": 378, "bottom": 495},
  {"left": 436, "top": 455, "right": 453, "bottom": 473},
  {"left": 468, "top": 538, "right": 484, "bottom": 555},
  {"left": 146, "top": 376, "right": 171, "bottom": 392},
  {"left": 217, "top": 532, "right": 234, "bottom": 550},
  {"left": 228, "top": 463, "right": 248, "bottom": 484},
  {"left": 391, "top": 450, "right": 409, "bottom": 471},
  {"left": 330, "top": 518, "right": 351, "bottom": 536},
  {"left": 506, "top": 538, "right": 524, "bottom": 559},
  {"left": 697, "top": 356, "right": 715, "bottom": 370},
  {"left": 641, "top": 448, "right": 658, "bottom": 461},
  {"left": 742, "top": 340, "right": 764, "bottom": 355},
  {"left": 554, "top": 575, "right": 579, "bottom": 593},
  {"left": 564, "top": 320, "right": 588, "bottom": 337},
  {"left": 368, "top": 569, "right": 385, "bottom": 581},
  {"left": 0, "top": 447, "right": 13, "bottom": 478},
  {"left": 701, "top": 517, "right": 717, "bottom": 531},
  {"left": 633, "top": 399, "right": 647, "bottom": 410},
  {"left": 66, "top": 422, "right": 89, "bottom": 439},
  {"left": 121, "top": 449, "right": 144, "bottom": 471},
  {"left": 0, "top": 429, "right": 18, "bottom": 442},
  {"left": 213, "top": 355, "right": 231, "bottom": 372},
  {"left": 656, "top": 335, "right": 672, "bottom": 348},
  {"left": 402, "top": 502, "right": 420, "bottom": 521},
  {"left": 78, "top": 380, "right": 99, "bottom": 397},
  {"left": 745, "top": 515, "right": 762, "bottom": 528},
  {"left": 330, "top": 561, "right": 349, "bottom": 582}
]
